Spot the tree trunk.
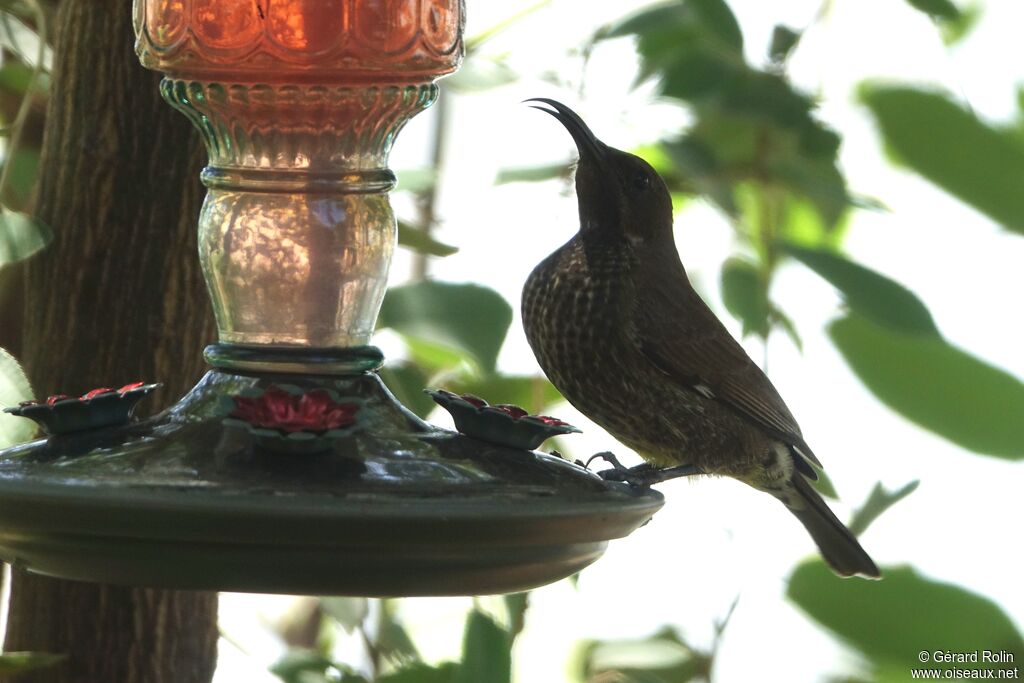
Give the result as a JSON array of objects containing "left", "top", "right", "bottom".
[{"left": 3, "top": 1, "right": 219, "bottom": 682}]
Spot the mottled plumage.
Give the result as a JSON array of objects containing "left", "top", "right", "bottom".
[{"left": 521, "top": 98, "right": 879, "bottom": 578}]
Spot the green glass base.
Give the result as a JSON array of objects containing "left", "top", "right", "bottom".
[
  {"left": 0, "top": 370, "right": 662, "bottom": 596},
  {"left": 203, "top": 344, "right": 385, "bottom": 375}
]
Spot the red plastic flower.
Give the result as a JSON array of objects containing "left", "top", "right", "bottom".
[
  {"left": 425, "top": 389, "right": 580, "bottom": 450},
  {"left": 459, "top": 394, "right": 487, "bottom": 409},
  {"left": 81, "top": 388, "right": 115, "bottom": 400},
  {"left": 20, "top": 382, "right": 150, "bottom": 407},
  {"left": 6, "top": 381, "right": 160, "bottom": 435},
  {"left": 532, "top": 415, "right": 571, "bottom": 427},
  {"left": 230, "top": 387, "right": 358, "bottom": 434},
  {"left": 492, "top": 404, "right": 528, "bottom": 419}
]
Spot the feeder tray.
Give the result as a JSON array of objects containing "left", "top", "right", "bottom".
[{"left": 0, "top": 355, "right": 661, "bottom": 595}]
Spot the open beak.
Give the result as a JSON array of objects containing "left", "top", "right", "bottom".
[{"left": 525, "top": 98, "right": 607, "bottom": 165}]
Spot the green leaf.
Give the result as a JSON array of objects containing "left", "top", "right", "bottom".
[
  {"left": 664, "top": 137, "right": 737, "bottom": 216},
  {"left": 904, "top": 0, "right": 961, "bottom": 21},
  {"left": 494, "top": 163, "right": 568, "bottom": 185},
  {"left": 940, "top": 3, "right": 980, "bottom": 45},
  {"left": 376, "top": 600, "right": 419, "bottom": 667},
  {"left": 848, "top": 480, "right": 919, "bottom": 537},
  {"left": 605, "top": 0, "right": 743, "bottom": 56},
  {"left": 577, "top": 628, "right": 708, "bottom": 683},
  {"left": 659, "top": 47, "right": 742, "bottom": 100},
  {"left": 768, "top": 25, "right": 801, "bottom": 63},
  {"left": 319, "top": 597, "right": 368, "bottom": 634},
  {"left": 0, "top": 61, "right": 35, "bottom": 94},
  {"left": 379, "top": 364, "right": 436, "bottom": 419},
  {"left": 671, "top": 104, "right": 848, "bottom": 229},
  {"left": 378, "top": 283, "right": 513, "bottom": 375},
  {"left": 339, "top": 674, "right": 371, "bottom": 683},
  {"left": 862, "top": 87, "right": 1024, "bottom": 235},
  {"left": 0, "top": 347, "right": 35, "bottom": 448},
  {"left": 829, "top": 314, "right": 1024, "bottom": 459},
  {"left": 378, "top": 663, "right": 459, "bottom": 683},
  {"left": 777, "top": 195, "right": 849, "bottom": 250},
  {"left": 397, "top": 222, "right": 458, "bottom": 258},
  {"left": 403, "top": 337, "right": 471, "bottom": 374},
  {"left": 0, "top": 12, "right": 52, "bottom": 71},
  {"left": 770, "top": 156, "right": 849, "bottom": 229},
  {"left": 783, "top": 245, "right": 939, "bottom": 336},
  {"left": 0, "top": 652, "right": 66, "bottom": 674},
  {"left": 269, "top": 650, "right": 336, "bottom": 683},
  {"left": 603, "top": 0, "right": 745, "bottom": 101},
  {"left": 717, "top": 70, "right": 815, "bottom": 130},
  {"left": 4, "top": 148, "right": 41, "bottom": 209},
  {"left": 504, "top": 592, "right": 529, "bottom": 641},
  {"left": 769, "top": 304, "right": 803, "bottom": 352},
  {"left": 810, "top": 468, "right": 838, "bottom": 500},
  {"left": 455, "top": 610, "right": 511, "bottom": 683},
  {"left": 788, "top": 562, "right": 1024, "bottom": 670},
  {"left": 0, "top": 208, "right": 51, "bottom": 267},
  {"left": 720, "top": 257, "right": 768, "bottom": 338}
]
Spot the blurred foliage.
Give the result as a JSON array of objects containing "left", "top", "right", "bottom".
[
  {"left": 829, "top": 314, "right": 1024, "bottom": 459},
  {"left": 575, "top": 627, "right": 711, "bottom": 683},
  {"left": 862, "top": 86, "right": 1024, "bottom": 235},
  {"left": 0, "top": 203, "right": 47, "bottom": 263},
  {"left": 272, "top": 599, "right": 527, "bottom": 683},
  {"left": 905, "top": 0, "right": 962, "bottom": 21},
  {"left": 847, "top": 480, "right": 920, "bottom": 537},
  {"left": 0, "top": 651, "right": 65, "bottom": 675},
  {"left": 789, "top": 563, "right": 1024, "bottom": 679},
  {"left": 781, "top": 244, "right": 939, "bottom": 336},
  {"left": 379, "top": 282, "right": 513, "bottom": 375},
  {"left": 0, "top": 0, "right": 47, "bottom": 451},
  {"left": 601, "top": 0, "right": 849, "bottom": 228},
  {"left": 0, "top": 346, "right": 33, "bottom": 447},
  {"left": 398, "top": 221, "right": 459, "bottom": 258}
]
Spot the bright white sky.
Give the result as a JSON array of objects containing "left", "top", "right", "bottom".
[{"left": 217, "top": 1, "right": 1024, "bottom": 681}]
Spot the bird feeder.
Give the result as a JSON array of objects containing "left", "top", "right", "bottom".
[{"left": 0, "top": 0, "right": 662, "bottom": 596}]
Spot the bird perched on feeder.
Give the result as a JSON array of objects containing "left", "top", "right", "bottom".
[{"left": 521, "top": 98, "right": 879, "bottom": 579}]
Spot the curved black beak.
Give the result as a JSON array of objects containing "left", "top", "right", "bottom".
[{"left": 525, "top": 98, "right": 606, "bottom": 164}]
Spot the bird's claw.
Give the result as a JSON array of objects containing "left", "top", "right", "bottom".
[
  {"left": 584, "top": 452, "right": 704, "bottom": 488},
  {"left": 584, "top": 451, "right": 628, "bottom": 471}
]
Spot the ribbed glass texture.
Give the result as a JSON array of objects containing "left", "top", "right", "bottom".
[
  {"left": 134, "top": 0, "right": 463, "bottom": 352},
  {"left": 135, "top": 0, "right": 464, "bottom": 81}
]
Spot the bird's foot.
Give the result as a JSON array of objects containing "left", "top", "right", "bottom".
[
  {"left": 584, "top": 451, "right": 632, "bottom": 471},
  {"left": 585, "top": 452, "right": 704, "bottom": 488}
]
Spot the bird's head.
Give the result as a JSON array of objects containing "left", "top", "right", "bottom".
[{"left": 527, "top": 98, "right": 674, "bottom": 249}]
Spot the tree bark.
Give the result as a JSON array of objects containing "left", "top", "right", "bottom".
[{"left": 3, "top": 1, "right": 219, "bottom": 682}]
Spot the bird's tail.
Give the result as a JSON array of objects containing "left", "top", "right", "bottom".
[{"left": 783, "top": 475, "right": 881, "bottom": 579}]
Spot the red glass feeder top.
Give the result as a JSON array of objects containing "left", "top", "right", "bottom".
[{"left": 135, "top": 0, "right": 465, "bottom": 81}]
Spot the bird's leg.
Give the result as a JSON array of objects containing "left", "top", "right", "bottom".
[
  {"left": 616, "top": 463, "right": 704, "bottom": 486},
  {"left": 585, "top": 451, "right": 703, "bottom": 487}
]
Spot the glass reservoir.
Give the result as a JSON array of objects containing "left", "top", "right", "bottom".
[{"left": 137, "top": 0, "right": 462, "bottom": 352}]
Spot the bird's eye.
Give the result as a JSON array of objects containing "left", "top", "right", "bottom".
[{"left": 633, "top": 172, "right": 651, "bottom": 191}]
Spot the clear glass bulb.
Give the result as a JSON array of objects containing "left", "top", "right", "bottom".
[{"left": 135, "top": 0, "right": 463, "bottom": 354}]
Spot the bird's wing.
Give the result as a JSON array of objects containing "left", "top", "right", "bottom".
[{"left": 631, "top": 266, "right": 822, "bottom": 474}]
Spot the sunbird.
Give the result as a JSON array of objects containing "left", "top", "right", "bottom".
[{"left": 521, "top": 98, "right": 879, "bottom": 578}]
